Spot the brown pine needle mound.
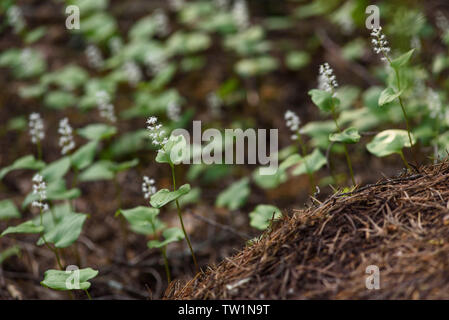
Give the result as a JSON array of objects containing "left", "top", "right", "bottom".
[{"left": 166, "top": 163, "right": 449, "bottom": 299}]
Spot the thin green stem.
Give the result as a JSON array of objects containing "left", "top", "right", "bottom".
[
  {"left": 296, "top": 134, "right": 316, "bottom": 192},
  {"left": 330, "top": 105, "right": 356, "bottom": 186},
  {"left": 170, "top": 165, "right": 199, "bottom": 272},
  {"left": 149, "top": 219, "right": 171, "bottom": 283},
  {"left": 84, "top": 289, "right": 92, "bottom": 300},
  {"left": 383, "top": 52, "right": 415, "bottom": 154},
  {"left": 37, "top": 141, "right": 42, "bottom": 161},
  {"left": 161, "top": 247, "right": 171, "bottom": 283},
  {"left": 398, "top": 150, "right": 411, "bottom": 171}
]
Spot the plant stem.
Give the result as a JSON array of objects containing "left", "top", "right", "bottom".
[
  {"left": 399, "top": 150, "right": 411, "bottom": 171},
  {"left": 161, "top": 247, "right": 171, "bottom": 283},
  {"left": 150, "top": 220, "right": 171, "bottom": 283},
  {"left": 84, "top": 289, "right": 92, "bottom": 300},
  {"left": 330, "top": 105, "right": 356, "bottom": 186},
  {"left": 296, "top": 134, "right": 316, "bottom": 192},
  {"left": 170, "top": 165, "right": 199, "bottom": 272},
  {"left": 37, "top": 141, "right": 42, "bottom": 161},
  {"left": 384, "top": 53, "right": 415, "bottom": 152}
]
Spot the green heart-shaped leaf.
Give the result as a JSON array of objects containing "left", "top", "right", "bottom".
[
  {"left": 155, "top": 134, "right": 188, "bottom": 165},
  {"left": 366, "top": 129, "right": 416, "bottom": 157},
  {"left": 117, "top": 206, "right": 163, "bottom": 235},
  {"left": 77, "top": 123, "right": 117, "bottom": 141},
  {"left": 329, "top": 127, "right": 361, "bottom": 144},
  {"left": 391, "top": 49, "right": 415, "bottom": 70},
  {"left": 22, "top": 180, "right": 81, "bottom": 209},
  {"left": 1, "top": 221, "right": 44, "bottom": 237},
  {"left": 40, "top": 157, "right": 71, "bottom": 182},
  {"left": 150, "top": 184, "right": 191, "bottom": 208},
  {"left": 215, "top": 178, "right": 250, "bottom": 211},
  {"left": 0, "top": 155, "right": 46, "bottom": 180},
  {"left": 147, "top": 227, "right": 184, "bottom": 249},
  {"left": 291, "top": 149, "right": 327, "bottom": 176},
  {"left": 36, "top": 212, "right": 87, "bottom": 248},
  {"left": 249, "top": 205, "right": 282, "bottom": 230},
  {"left": 0, "top": 200, "right": 21, "bottom": 220},
  {"left": 308, "top": 89, "right": 339, "bottom": 112},
  {"left": 41, "top": 268, "right": 98, "bottom": 291},
  {"left": 378, "top": 87, "right": 403, "bottom": 106},
  {"left": 70, "top": 141, "right": 98, "bottom": 170}
]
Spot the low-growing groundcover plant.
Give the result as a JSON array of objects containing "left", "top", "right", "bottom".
[{"left": 1, "top": 0, "right": 449, "bottom": 300}]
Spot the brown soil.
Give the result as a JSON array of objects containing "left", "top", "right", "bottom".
[{"left": 166, "top": 162, "right": 449, "bottom": 299}]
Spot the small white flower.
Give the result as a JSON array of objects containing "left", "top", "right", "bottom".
[
  {"left": 370, "top": 26, "right": 391, "bottom": 61},
  {"left": 285, "top": 110, "right": 300, "bottom": 132},
  {"left": 29, "top": 113, "right": 45, "bottom": 144},
  {"left": 85, "top": 44, "right": 104, "bottom": 69},
  {"left": 7, "top": 5, "right": 26, "bottom": 33},
  {"left": 318, "top": 63, "right": 338, "bottom": 94},
  {"left": 436, "top": 11, "right": 449, "bottom": 33},
  {"left": 146, "top": 116, "right": 168, "bottom": 147},
  {"left": 58, "top": 117, "right": 76, "bottom": 155},
  {"left": 123, "top": 61, "right": 142, "bottom": 87},
  {"left": 142, "top": 176, "right": 157, "bottom": 199},
  {"left": 145, "top": 51, "right": 167, "bottom": 76},
  {"left": 207, "top": 92, "right": 222, "bottom": 117},
  {"left": 168, "top": 0, "right": 184, "bottom": 11},
  {"left": 32, "top": 174, "right": 49, "bottom": 212},
  {"left": 232, "top": 0, "right": 250, "bottom": 30},
  {"left": 427, "top": 89, "right": 442, "bottom": 119},
  {"left": 96, "top": 91, "right": 117, "bottom": 123},
  {"left": 167, "top": 101, "right": 181, "bottom": 122},
  {"left": 154, "top": 9, "right": 170, "bottom": 37}
]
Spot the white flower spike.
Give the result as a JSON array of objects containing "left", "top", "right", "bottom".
[
  {"left": 31, "top": 174, "right": 49, "bottom": 212},
  {"left": 284, "top": 110, "right": 301, "bottom": 140},
  {"left": 318, "top": 63, "right": 338, "bottom": 94},
  {"left": 370, "top": 26, "right": 391, "bottom": 61},
  {"left": 142, "top": 176, "right": 157, "bottom": 199},
  {"left": 146, "top": 116, "right": 168, "bottom": 148},
  {"left": 58, "top": 117, "right": 76, "bottom": 155},
  {"left": 29, "top": 113, "right": 45, "bottom": 145},
  {"left": 167, "top": 101, "right": 181, "bottom": 122},
  {"left": 96, "top": 91, "right": 117, "bottom": 123}
]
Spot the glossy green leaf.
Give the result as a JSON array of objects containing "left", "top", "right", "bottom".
[
  {"left": 286, "top": 149, "right": 327, "bottom": 176},
  {"left": 366, "top": 129, "right": 416, "bottom": 157},
  {"left": 1, "top": 221, "right": 44, "bottom": 237},
  {"left": 117, "top": 206, "right": 163, "bottom": 235},
  {"left": 22, "top": 180, "right": 81, "bottom": 209},
  {"left": 36, "top": 212, "right": 87, "bottom": 248},
  {"left": 215, "top": 178, "right": 250, "bottom": 211},
  {"left": 40, "top": 157, "right": 71, "bottom": 182},
  {"left": 79, "top": 161, "right": 115, "bottom": 181},
  {"left": 147, "top": 227, "right": 184, "bottom": 249},
  {"left": 0, "top": 245, "right": 21, "bottom": 264},
  {"left": 77, "top": 123, "right": 117, "bottom": 141},
  {"left": 150, "top": 184, "right": 191, "bottom": 209},
  {"left": 0, "top": 155, "right": 45, "bottom": 180},
  {"left": 70, "top": 141, "right": 98, "bottom": 170},
  {"left": 0, "top": 199, "right": 21, "bottom": 220},
  {"left": 155, "top": 134, "right": 188, "bottom": 165},
  {"left": 249, "top": 205, "right": 282, "bottom": 230},
  {"left": 378, "top": 87, "right": 403, "bottom": 106},
  {"left": 391, "top": 49, "right": 415, "bottom": 70},
  {"left": 329, "top": 127, "right": 361, "bottom": 144},
  {"left": 41, "top": 268, "right": 98, "bottom": 291},
  {"left": 308, "top": 89, "right": 338, "bottom": 112}
]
